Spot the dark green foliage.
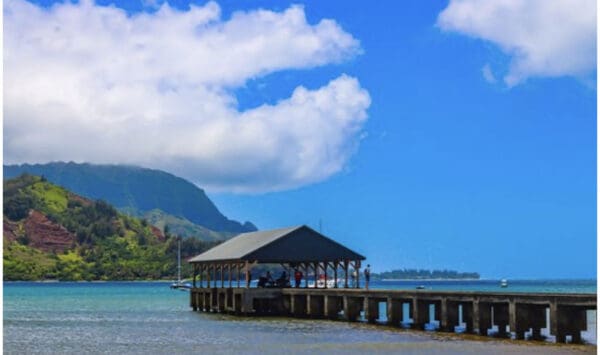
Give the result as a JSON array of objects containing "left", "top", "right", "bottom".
[
  {"left": 3, "top": 174, "right": 40, "bottom": 220},
  {"left": 4, "top": 173, "right": 40, "bottom": 196},
  {"left": 51, "top": 199, "right": 120, "bottom": 244},
  {"left": 3, "top": 175, "right": 215, "bottom": 281},
  {"left": 4, "top": 193, "right": 35, "bottom": 220}
]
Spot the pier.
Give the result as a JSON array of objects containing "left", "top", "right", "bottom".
[
  {"left": 190, "top": 287, "right": 596, "bottom": 344},
  {"left": 187, "top": 225, "right": 596, "bottom": 344}
]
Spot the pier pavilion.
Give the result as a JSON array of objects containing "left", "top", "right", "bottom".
[{"left": 189, "top": 225, "right": 366, "bottom": 290}]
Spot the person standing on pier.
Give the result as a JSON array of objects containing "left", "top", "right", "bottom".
[
  {"left": 364, "top": 264, "right": 371, "bottom": 290},
  {"left": 294, "top": 269, "right": 303, "bottom": 288}
]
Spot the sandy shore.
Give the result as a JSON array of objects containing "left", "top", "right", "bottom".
[{"left": 332, "top": 322, "right": 597, "bottom": 355}]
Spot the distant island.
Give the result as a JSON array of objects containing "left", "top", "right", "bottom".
[{"left": 371, "top": 269, "right": 480, "bottom": 280}]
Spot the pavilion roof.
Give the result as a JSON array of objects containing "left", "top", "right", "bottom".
[{"left": 188, "top": 225, "right": 365, "bottom": 264}]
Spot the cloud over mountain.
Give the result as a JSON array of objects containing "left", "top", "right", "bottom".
[
  {"left": 4, "top": 0, "right": 370, "bottom": 193},
  {"left": 437, "top": 0, "right": 596, "bottom": 86}
]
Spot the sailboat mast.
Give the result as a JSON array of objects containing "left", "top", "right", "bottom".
[{"left": 177, "top": 238, "right": 181, "bottom": 283}]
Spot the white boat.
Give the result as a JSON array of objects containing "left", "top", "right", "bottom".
[
  {"left": 170, "top": 238, "right": 192, "bottom": 291},
  {"left": 308, "top": 278, "right": 343, "bottom": 288},
  {"left": 500, "top": 279, "right": 508, "bottom": 288}
]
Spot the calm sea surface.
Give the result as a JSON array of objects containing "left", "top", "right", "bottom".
[{"left": 3, "top": 280, "right": 596, "bottom": 354}]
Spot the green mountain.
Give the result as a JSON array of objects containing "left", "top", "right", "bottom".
[
  {"left": 3, "top": 174, "right": 215, "bottom": 281},
  {"left": 141, "top": 209, "right": 235, "bottom": 242},
  {"left": 4, "top": 162, "right": 257, "bottom": 237}
]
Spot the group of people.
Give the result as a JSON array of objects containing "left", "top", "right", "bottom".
[
  {"left": 258, "top": 271, "right": 289, "bottom": 288},
  {"left": 257, "top": 270, "right": 305, "bottom": 288},
  {"left": 257, "top": 264, "right": 372, "bottom": 289}
]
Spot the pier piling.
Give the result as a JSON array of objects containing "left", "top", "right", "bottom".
[{"left": 386, "top": 298, "right": 403, "bottom": 326}]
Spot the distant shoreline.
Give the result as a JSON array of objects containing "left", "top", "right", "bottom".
[
  {"left": 3, "top": 279, "right": 177, "bottom": 283},
  {"left": 379, "top": 278, "right": 598, "bottom": 281},
  {"left": 379, "top": 278, "right": 481, "bottom": 281}
]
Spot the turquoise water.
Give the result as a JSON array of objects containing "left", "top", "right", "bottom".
[
  {"left": 4, "top": 280, "right": 597, "bottom": 354},
  {"left": 370, "top": 279, "right": 597, "bottom": 293}
]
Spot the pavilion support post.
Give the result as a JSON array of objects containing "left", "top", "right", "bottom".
[
  {"left": 207, "top": 265, "right": 212, "bottom": 288},
  {"left": 333, "top": 262, "right": 339, "bottom": 288},
  {"left": 220, "top": 264, "right": 225, "bottom": 288},
  {"left": 304, "top": 263, "right": 309, "bottom": 288},
  {"left": 315, "top": 262, "right": 319, "bottom": 287},
  {"left": 193, "top": 265, "right": 197, "bottom": 288},
  {"left": 213, "top": 264, "right": 217, "bottom": 288},
  {"left": 245, "top": 261, "right": 250, "bottom": 288},
  {"left": 344, "top": 261, "right": 349, "bottom": 288},
  {"left": 228, "top": 264, "right": 232, "bottom": 288},
  {"left": 198, "top": 265, "right": 201, "bottom": 288},
  {"left": 237, "top": 264, "right": 241, "bottom": 288},
  {"left": 355, "top": 261, "right": 361, "bottom": 289},
  {"left": 198, "top": 265, "right": 202, "bottom": 288}
]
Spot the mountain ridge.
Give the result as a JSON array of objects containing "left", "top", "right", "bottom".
[{"left": 4, "top": 162, "right": 256, "bottom": 236}]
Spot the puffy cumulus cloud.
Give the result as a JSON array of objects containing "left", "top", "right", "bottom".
[
  {"left": 4, "top": 0, "right": 370, "bottom": 193},
  {"left": 437, "top": 0, "right": 596, "bottom": 86}
]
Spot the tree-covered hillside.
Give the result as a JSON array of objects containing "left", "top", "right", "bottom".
[
  {"left": 4, "top": 162, "right": 257, "bottom": 235},
  {"left": 3, "top": 174, "right": 216, "bottom": 281}
]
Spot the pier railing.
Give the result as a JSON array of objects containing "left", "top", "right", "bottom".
[{"left": 190, "top": 287, "right": 596, "bottom": 344}]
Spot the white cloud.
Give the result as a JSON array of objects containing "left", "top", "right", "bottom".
[
  {"left": 481, "top": 64, "right": 496, "bottom": 84},
  {"left": 4, "top": 0, "right": 370, "bottom": 193},
  {"left": 437, "top": 0, "right": 596, "bottom": 86}
]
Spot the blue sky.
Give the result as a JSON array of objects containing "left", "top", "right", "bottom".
[
  {"left": 4, "top": 0, "right": 596, "bottom": 278},
  {"left": 213, "top": 0, "right": 597, "bottom": 278}
]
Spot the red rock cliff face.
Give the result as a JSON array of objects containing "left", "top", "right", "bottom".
[
  {"left": 3, "top": 219, "right": 20, "bottom": 243},
  {"left": 150, "top": 225, "right": 165, "bottom": 241},
  {"left": 23, "top": 210, "right": 76, "bottom": 253}
]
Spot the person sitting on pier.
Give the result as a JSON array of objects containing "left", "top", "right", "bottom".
[
  {"left": 275, "top": 271, "right": 290, "bottom": 288},
  {"left": 258, "top": 271, "right": 275, "bottom": 288}
]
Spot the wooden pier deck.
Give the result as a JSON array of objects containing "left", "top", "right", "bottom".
[{"left": 190, "top": 287, "right": 596, "bottom": 344}]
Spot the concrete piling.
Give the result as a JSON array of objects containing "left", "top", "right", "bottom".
[{"left": 386, "top": 298, "right": 403, "bottom": 326}]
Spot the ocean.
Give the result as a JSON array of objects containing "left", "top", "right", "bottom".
[{"left": 3, "top": 280, "right": 596, "bottom": 354}]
